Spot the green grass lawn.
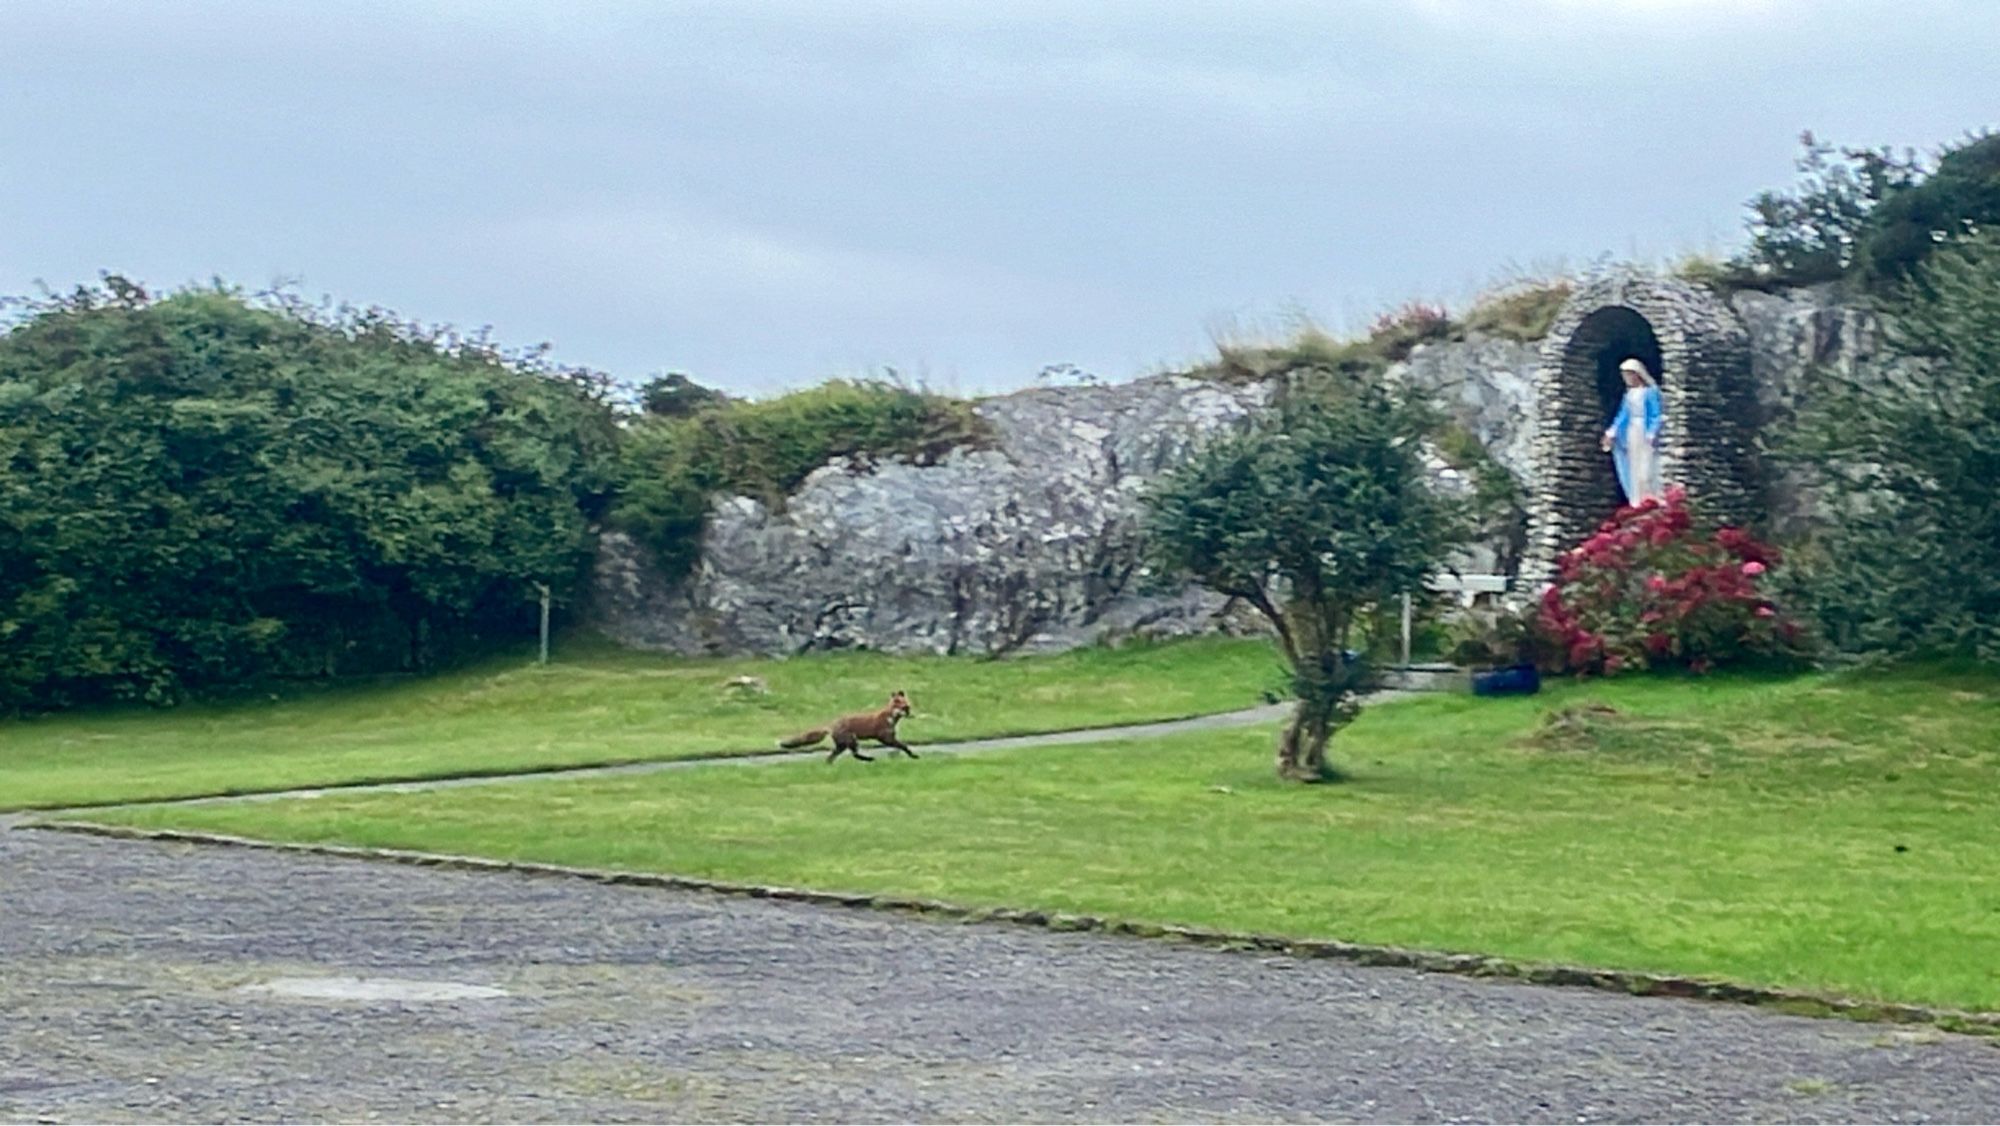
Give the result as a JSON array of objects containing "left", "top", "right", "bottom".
[
  {"left": 69, "top": 663, "right": 2000, "bottom": 1011},
  {"left": 0, "top": 635, "right": 1285, "bottom": 810}
]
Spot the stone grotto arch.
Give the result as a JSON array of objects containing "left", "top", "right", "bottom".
[{"left": 1520, "top": 273, "right": 1760, "bottom": 584}]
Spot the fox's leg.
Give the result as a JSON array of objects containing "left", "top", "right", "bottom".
[
  {"left": 825, "top": 743, "right": 845, "bottom": 763},
  {"left": 837, "top": 732, "right": 872, "bottom": 762},
  {"left": 881, "top": 736, "right": 918, "bottom": 759}
]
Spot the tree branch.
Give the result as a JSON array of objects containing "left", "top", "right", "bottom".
[{"left": 1241, "top": 584, "right": 1300, "bottom": 668}]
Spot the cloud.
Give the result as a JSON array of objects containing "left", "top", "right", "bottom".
[
  {"left": 1407, "top": 0, "right": 1791, "bottom": 26},
  {"left": 501, "top": 204, "right": 977, "bottom": 311},
  {"left": 498, "top": 200, "right": 1072, "bottom": 318},
  {"left": 5, "top": 0, "right": 1995, "bottom": 396}
]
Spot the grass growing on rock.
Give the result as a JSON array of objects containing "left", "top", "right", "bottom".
[
  {"left": 0, "top": 635, "right": 1285, "bottom": 810},
  {"left": 77, "top": 663, "right": 2000, "bottom": 1011},
  {"left": 1458, "top": 279, "right": 1573, "bottom": 341}
]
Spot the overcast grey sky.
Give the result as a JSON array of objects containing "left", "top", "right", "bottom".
[{"left": 3, "top": 1, "right": 1994, "bottom": 395}]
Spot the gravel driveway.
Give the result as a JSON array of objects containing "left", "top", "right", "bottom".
[{"left": 3, "top": 827, "right": 1995, "bottom": 1124}]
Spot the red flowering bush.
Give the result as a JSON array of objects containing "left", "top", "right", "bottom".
[
  {"left": 1537, "top": 485, "right": 1806, "bottom": 676},
  {"left": 1368, "top": 300, "right": 1454, "bottom": 361}
]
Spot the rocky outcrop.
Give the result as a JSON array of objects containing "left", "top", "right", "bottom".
[
  {"left": 591, "top": 281, "right": 1900, "bottom": 657},
  {"left": 1732, "top": 283, "right": 1901, "bottom": 442},
  {"left": 1728, "top": 283, "right": 1929, "bottom": 537},
  {"left": 1392, "top": 334, "right": 1542, "bottom": 485},
  {"left": 590, "top": 376, "right": 1273, "bottom": 656}
]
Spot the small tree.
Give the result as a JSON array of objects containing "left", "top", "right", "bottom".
[
  {"left": 1856, "top": 131, "right": 2000, "bottom": 289},
  {"left": 1736, "top": 131, "right": 1924, "bottom": 286},
  {"left": 1144, "top": 373, "right": 1470, "bottom": 781}
]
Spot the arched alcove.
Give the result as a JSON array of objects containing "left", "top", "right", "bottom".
[
  {"left": 1520, "top": 273, "right": 1759, "bottom": 584},
  {"left": 1566, "top": 305, "right": 1664, "bottom": 518}
]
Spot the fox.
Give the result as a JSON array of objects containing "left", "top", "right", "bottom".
[{"left": 778, "top": 690, "right": 917, "bottom": 762}]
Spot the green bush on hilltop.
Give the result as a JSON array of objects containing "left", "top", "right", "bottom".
[
  {"left": 611, "top": 378, "right": 991, "bottom": 581},
  {"left": 1855, "top": 132, "right": 2000, "bottom": 289},
  {"left": 0, "top": 278, "right": 617, "bottom": 710},
  {"left": 1730, "top": 129, "right": 1999, "bottom": 292}
]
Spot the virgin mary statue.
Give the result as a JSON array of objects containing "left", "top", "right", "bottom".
[{"left": 1600, "top": 357, "right": 1663, "bottom": 505}]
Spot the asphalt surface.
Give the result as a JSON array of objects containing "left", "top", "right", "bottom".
[{"left": 4, "top": 826, "right": 1996, "bottom": 1124}]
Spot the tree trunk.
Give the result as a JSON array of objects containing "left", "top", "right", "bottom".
[
  {"left": 1274, "top": 600, "right": 1353, "bottom": 783},
  {"left": 1275, "top": 697, "right": 1335, "bottom": 782}
]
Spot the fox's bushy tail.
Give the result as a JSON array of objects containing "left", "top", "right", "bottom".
[{"left": 778, "top": 727, "right": 829, "bottom": 749}]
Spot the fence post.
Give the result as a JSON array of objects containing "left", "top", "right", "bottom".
[
  {"left": 1400, "top": 591, "right": 1412, "bottom": 667},
  {"left": 536, "top": 583, "right": 551, "bottom": 666}
]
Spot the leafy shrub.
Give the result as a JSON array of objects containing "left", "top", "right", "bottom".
[
  {"left": 0, "top": 278, "right": 616, "bottom": 710},
  {"left": 1535, "top": 486, "right": 1807, "bottom": 676},
  {"left": 1733, "top": 131, "right": 1924, "bottom": 288},
  {"left": 1781, "top": 231, "right": 2000, "bottom": 659},
  {"left": 639, "top": 372, "right": 730, "bottom": 418},
  {"left": 1446, "top": 604, "right": 1561, "bottom": 670},
  {"left": 612, "top": 379, "right": 990, "bottom": 580},
  {"left": 1368, "top": 301, "right": 1454, "bottom": 361},
  {"left": 1144, "top": 369, "right": 1471, "bottom": 780},
  {"left": 1459, "top": 280, "right": 1573, "bottom": 342},
  {"left": 1855, "top": 132, "right": 2000, "bottom": 289},
  {"left": 1203, "top": 325, "right": 1389, "bottom": 384},
  {"left": 1727, "top": 128, "right": 2000, "bottom": 292}
]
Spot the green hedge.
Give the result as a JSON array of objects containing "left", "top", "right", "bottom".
[{"left": 0, "top": 280, "right": 616, "bottom": 710}]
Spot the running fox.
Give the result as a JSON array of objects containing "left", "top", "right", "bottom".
[{"left": 778, "top": 691, "right": 917, "bottom": 762}]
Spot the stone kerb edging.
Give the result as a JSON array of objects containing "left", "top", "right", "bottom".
[{"left": 30, "top": 819, "right": 2000, "bottom": 1041}]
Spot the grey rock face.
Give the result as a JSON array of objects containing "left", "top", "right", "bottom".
[
  {"left": 590, "top": 376, "right": 1273, "bottom": 657},
  {"left": 1391, "top": 333, "right": 1543, "bottom": 486},
  {"left": 1732, "top": 283, "right": 1890, "bottom": 431},
  {"left": 1729, "top": 284, "right": 1926, "bottom": 538}
]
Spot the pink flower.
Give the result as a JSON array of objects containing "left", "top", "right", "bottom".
[
  {"left": 1742, "top": 561, "right": 1766, "bottom": 576},
  {"left": 1645, "top": 574, "right": 1667, "bottom": 593},
  {"left": 1755, "top": 606, "right": 1775, "bottom": 618},
  {"left": 1566, "top": 632, "right": 1602, "bottom": 669}
]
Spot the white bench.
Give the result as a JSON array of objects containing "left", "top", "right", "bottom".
[{"left": 1397, "top": 574, "right": 1512, "bottom": 667}]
